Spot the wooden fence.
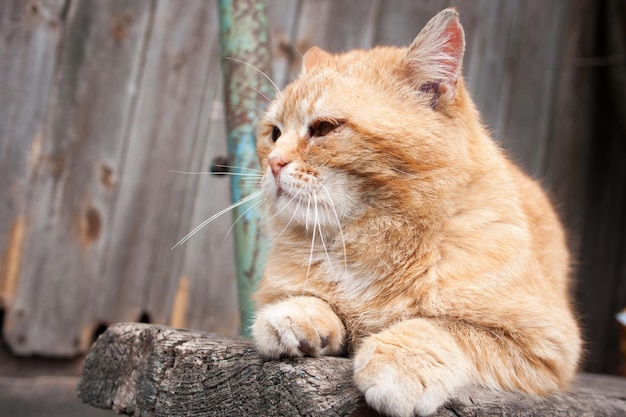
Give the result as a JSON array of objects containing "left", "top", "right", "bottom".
[{"left": 1, "top": 0, "right": 624, "bottom": 374}]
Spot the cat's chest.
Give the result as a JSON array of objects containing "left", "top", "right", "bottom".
[
  {"left": 320, "top": 265, "right": 419, "bottom": 337},
  {"left": 323, "top": 265, "right": 380, "bottom": 300},
  {"left": 331, "top": 289, "right": 416, "bottom": 343}
]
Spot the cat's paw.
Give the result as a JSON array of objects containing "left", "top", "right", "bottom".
[
  {"left": 353, "top": 323, "right": 470, "bottom": 417},
  {"left": 251, "top": 296, "right": 345, "bottom": 359}
]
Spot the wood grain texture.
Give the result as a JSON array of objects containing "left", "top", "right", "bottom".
[
  {"left": 94, "top": 0, "right": 237, "bottom": 335},
  {"left": 78, "top": 323, "right": 626, "bottom": 417},
  {"left": 543, "top": 0, "right": 597, "bottom": 243},
  {"left": 265, "top": 0, "right": 301, "bottom": 89},
  {"left": 294, "top": 0, "right": 380, "bottom": 53},
  {"left": 0, "top": 0, "right": 68, "bottom": 309},
  {"left": 1, "top": 0, "right": 239, "bottom": 355},
  {"left": 3, "top": 0, "right": 154, "bottom": 356},
  {"left": 374, "top": 0, "right": 449, "bottom": 47}
]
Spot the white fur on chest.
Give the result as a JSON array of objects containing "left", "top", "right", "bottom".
[{"left": 317, "top": 257, "right": 382, "bottom": 301}]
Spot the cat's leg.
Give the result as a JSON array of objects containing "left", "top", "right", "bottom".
[
  {"left": 252, "top": 296, "right": 346, "bottom": 358},
  {"left": 354, "top": 314, "right": 579, "bottom": 417},
  {"left": 353, "top": 318, "right": 472, "bottom": 417}
]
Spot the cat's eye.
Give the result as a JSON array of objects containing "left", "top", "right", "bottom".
[
  {"left": 308, "top": 119, "right": 343, "bottom": 138},
  {"left": 271, "top": 126, "right": 281, "bottom": 142}
]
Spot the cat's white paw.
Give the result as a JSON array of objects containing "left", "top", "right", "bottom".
[
  {"left": 354, "top": 333, "right": 469, "bottom": 417},
  {"left": 252, "top": 296, "right": 345, "bottom": 359}
]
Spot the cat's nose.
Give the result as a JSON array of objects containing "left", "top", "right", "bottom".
[{"left": 268, "top": 155, "right": 291, "bottom": 177}]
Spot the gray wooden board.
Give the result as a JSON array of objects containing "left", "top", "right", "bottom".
[
  {"left": 375, "top": 0, "right": 451, "bottom": 47},
  {"left": 78, "top": 323, "right": 626, "bottom": 417},
  {"left": 3, "top": 0, "right": 154, "bottom": 356},
  {"left": 95, "top": 0, "right": 233, "bottom": 333},
  {"left": 501, "top": 0, "right": 567, "bottom": 176},
  {"left": 266, "top": 0, "right": 301, "bottom": 89},
  {"left": 543, "top": 0, "right": 596, "bottom": 247},
  {"left": 295, "top": 0, "right": 380, "bottom": 53},
  {"left": 174, "top": 25, "right": 239, "bottom": 336},
  {"left": 0, "top": 0, "right": 68, "bottom": 308}
]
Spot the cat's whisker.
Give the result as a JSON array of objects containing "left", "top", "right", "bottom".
[
  {"left": 305, "top": 195, "right": 313, "bottom": 232},
  {"left": 305, "top": 195, "right": 317, "bottom": 285},
  {"left": 270, "top": 192, "right": 303, "bottom": 245},
  {"left": 320, "top": 184, "right": 348, "bottom": 278},
  {"left": 214, "top": 164, "right": 264, "bottom": 174},
  {"left": 278, "top": 41, "right": 303, "bottom": 83},
  {"left": 314, "top": 190, "right": 335, "bottom": 276},
  {"left": 169, "top": 169, "right": 215, "bottom": 175},
  {"left": 270, "top": 188, "right": 303, "bottom": 221},
  {"left": 286, "top": 70, "right": 298, "bottom": 83},
  {"left": 222, "top": 196, "right": 267, "bottom": 244},
  {"left": 213, "top": 172, "right": 263, "bottom": 178},
  {"left": 226, "top": 101, "right": 267, "bottom": 116},
  {"left": 241, "top": 175, "right": 263, "bottom": 184},
  {"left": 225, "top": 57, "right": 280, "bottom": 94},
  {"left": 246, "top": 85, "right": 273, "bottom": 104},
  {"left": 171, "top": 189, "right": 264, "bottom": 249},
  {"left": 169, "top": 170, "right": 263, "bottom": 181}
]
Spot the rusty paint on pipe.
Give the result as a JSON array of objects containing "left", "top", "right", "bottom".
[{"left": 218, "top": 0, "right": 273, "bottom": 336}]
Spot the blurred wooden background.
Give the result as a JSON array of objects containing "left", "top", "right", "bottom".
[{"left": 0, "top": 0, "right": 624, "bottom": 375}]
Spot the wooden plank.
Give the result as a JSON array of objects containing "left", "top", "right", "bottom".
[
  {"left": 374, "top": 0, "right": 450, "bottom": 46},
  {"left": 500, "top": 0, "right": 568, "bottom": 176},
  {"left": 543, "top": 0, "right": 597, "bottom": 247},
  {"left": 3, "top": 0, "right": 154, "bottom": 356},
  {"left": 458, "top": 0, "right": 522, "bottom": 139},
  {"left": 266, "top": 0, "right": 301, "bottom": 89},
  {"left": 294, "top": 0, "right": 381, "bottom": 53},
  {"left": 173, "top": 50, "right": 239, "bottom": 336},
  {"left": 0, "top": 0, "right": 67, "bottom": 308},
  {"left": 77, "top": 323, "right": 626, "bottom": 417},
  {"left": 95, "top": 0, "right": 238, "bottom": 336},
  {"left": 576, "top": 0, "right": 626, "bottom": 373}
]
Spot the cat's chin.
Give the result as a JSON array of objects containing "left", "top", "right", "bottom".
[{"left": 266, "top": 191, "right": 344, "bottom": 233}]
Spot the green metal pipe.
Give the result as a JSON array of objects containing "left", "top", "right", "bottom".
[{"left": 217, "top": 0, "right": 273, "bottom": 336}]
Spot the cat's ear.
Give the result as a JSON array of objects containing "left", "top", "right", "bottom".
[
  {"left": 403, "top": 8, "right": 465, "bottom": 109},
  {"left": 302, "top": 46, "right": 332, "bottom": 73}
]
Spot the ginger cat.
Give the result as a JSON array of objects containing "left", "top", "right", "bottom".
[{"left": 251, "top": 8, "right": 581, "bottom": 417}]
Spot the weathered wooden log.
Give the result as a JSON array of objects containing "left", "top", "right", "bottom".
[{"left": 77, "top": 323, "right": 626, "bottom": 416}]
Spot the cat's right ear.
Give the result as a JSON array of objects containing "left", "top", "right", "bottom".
[
  {"left": 302, "top": 46, "right": 332, "bottom": 73},
  {"left": 403, "top": 8, "right": 465, "bottom": 109}
]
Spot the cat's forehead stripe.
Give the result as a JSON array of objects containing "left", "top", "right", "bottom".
[{"left": 269, "top": 84, "right": 329, "bottom": 133}]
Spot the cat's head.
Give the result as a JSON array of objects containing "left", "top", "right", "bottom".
[{"left": 257, "top": 8, "right": 474, "bottom": 233}]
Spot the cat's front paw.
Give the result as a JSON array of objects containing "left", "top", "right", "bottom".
[
  {"left": 353, "top": 326, "right": 470, "bottom": 417},
  {"left": 251, "top": 296, "right": 345, "bottom": 359}
]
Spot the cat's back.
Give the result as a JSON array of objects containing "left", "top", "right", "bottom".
[{"left": 508, "top": 160, "right": 571, "bottom": 294}]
